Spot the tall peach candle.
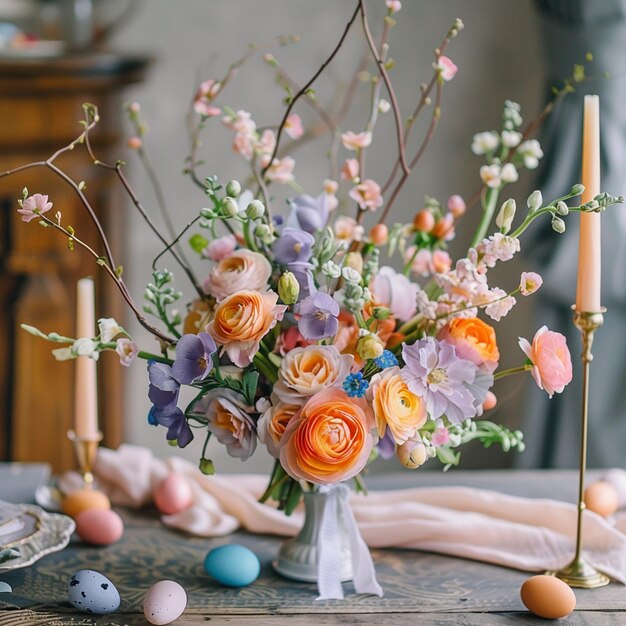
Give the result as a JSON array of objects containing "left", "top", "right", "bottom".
[
  {"left": 575, "top": 95, "right": 601, "bottom": 312},
  {"left": 74, "top": 277, "right": 98, "bottom": 439}
]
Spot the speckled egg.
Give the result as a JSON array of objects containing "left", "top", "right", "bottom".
[
  {"left": 143, "top": 580, "right": 187, "bottom": 625},
  {"left": 153, "top": 473, "right": 193, "bottom": 515},
  {"left": 67, "top": 570, "right": 120, "bottom": 615},
  {"left": 204, "top": 544, "right": 260, "bottom": 587},
  {"left": 62, "top": 489, "right": 111, "bottom": 519},
  {"left": 75, "top": 508, "right": 124, "bottom": 545}
]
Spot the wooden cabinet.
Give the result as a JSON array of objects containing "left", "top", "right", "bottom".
[{"left": 0, "top": 53, "right": 150, "bottom": 472}]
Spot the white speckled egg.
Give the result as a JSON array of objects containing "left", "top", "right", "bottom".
[
  {"left": 143, "top": 580, "right": 187, "bottom": 625},
  {"left": 67, "top": 570, "right": 120, "bottom": 615}
]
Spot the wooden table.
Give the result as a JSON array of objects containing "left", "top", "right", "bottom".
[{"left": 1, "top": 469, "right": 625, "bottom": 625}]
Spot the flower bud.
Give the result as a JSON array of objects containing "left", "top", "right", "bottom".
[
  {"left": 551, "top": 216, "right": 566, "bottom": 233},
  {"left": 369, "top": 223, "right": 388, "bottom": 245},
  {"left": 222, "top": 196, "right": 239, "bottom": 217},
  {"left": 357, "top": 333, "right": 385, "bottom": 360},
  {"left": 527, "top": 190, "right": 542, "bottom": 212},
  {"left": 199, "top": 458, "right": 215, "bottom": 475},
  {"left": 225, "top": 180, "right": 241, "bottom": 198},
  {"left": 246, "top": 199, "right": 266, "bottom": 220},
  {"left": 342, "top": 266, "right": 362, "bottom": 284},
  {"left": 277, "top": 271, "right": 300, "bottom": 305},
  {"left": 397, "top": 439, "right": 427, "bottom": 469},
  {"left": 372, "top": 306, "right": 391, "bottom": 320},
  {"left": 321, "top": 260, "right": 341, "bottom": 279},
  {"left": 254, "top": 223, "right": 274, "bottom": 243},
  {"left": 495, "top": 198, "right": 516, "bottom": 234},
  {"left": 556, "top": 201, "right": 569, "bottom": 216},
  {"left": 571, "top": 183, "right": 585, "bottom": 196},
  {"left": 345, "top": 251, "right": 364, "bottom": 275}
]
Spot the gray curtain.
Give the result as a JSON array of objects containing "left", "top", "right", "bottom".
[{"left": 517, "top": 0, "right": 626, "bottom": 468}]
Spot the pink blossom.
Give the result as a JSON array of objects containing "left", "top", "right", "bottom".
[
  {"left": 436, "top": 56, "right": 458, "bottom": 81},
  {"left": 480, "top": 164, "right": 502, "bottom": 188},
  {"left": 432, "top": 250, "right": 453, "bottom": 274},
  {"left": 203, "top": 234, "right": 237, "bottom": 261},
  {"left": 520, "top": 271, "right": 543, "bottom": 296},
  {"left": 323, "top": 179, "right": 339, "bottom": 211},
  {"left": 116, "top": 338, "right": 138, "bottom": 367},
  {"left": 349, "top": 178, "right": 383, "bottom": 211},
  {"left": 233, "top": 132, "right": 254, "bottom": 160},
  {"left": 265, "top": 157, "right": 295, "bottom": 184},
  {"left": 254, "top": 129, "right": 276, "bottom": 162},
  {"left": 223, "top": 110, "right": 256, "bottom": 135},
  {"left": 386, "top": 0, "right": 402, "bottom": 13},
  {"left": 203, "top": 249, "right": 272, "bottom": 300},
  {"left": 341, "top": 130, "right": 372, "bottom": 151},
  {"left": 477, "top": 233, "right": 520, "bottom": 268},
  {"left": 334, "top": 215, "right": 363, "bottom": 241},
  {"left": 341, "top": 158, "right": 360, "bottom": 181},
  {"left": 431, "top": 425, "right": 450, "bottom": 447},
  {"left": 484, "top": 288, "right": 516, "bottom": 321},
  {"left": 370, "top": 266, "right": 419, "bottom": 321},
  {"left": 18, "top": 193, "right": 53, "bottom": 223},
  {"left": 284, "top": 113, "right": 304, "bottom": 139},
  {"left": 519, "top": 326, "right": 573, "bottom": 398},
  {"left": 193, "top": 79, "right": 221, "bottom": 116},
  {"left": 447, "top": 194, "right": 466, "bottom": 217}
]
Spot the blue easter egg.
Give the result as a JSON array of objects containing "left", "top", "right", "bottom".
[
  {"left": 67, "top": 569, "right": 120, "bottom": 614},
  {"left": 204, "top": 544, "right": 260, "bottom": 587}
]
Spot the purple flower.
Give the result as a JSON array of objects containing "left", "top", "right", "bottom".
[
  {"left": 148, "top": 361, "right": 180, "bottom": 413},
  {"left": 297, "top": 292, "right": 339, "bottom": 340},
  {"left": 288, "top": 262, "right": 316, "bottom": 299},
  {"left": 172, "top": 332, "right": 217, "bottom": 384},
  {"left": 401, "top": 337, "right": 492, "bottom": 424},
  {"left": 376, "top": 429, "right": 396, "bottom": 460},
  {"left": 287, "top": 193, "right": 330, "bottom": 233},
  {"left": 273, "top": 227, "right": 315, "bottom": 265},
  {"left": 153, "top": 407, "right": 194, "bottom": 448}
]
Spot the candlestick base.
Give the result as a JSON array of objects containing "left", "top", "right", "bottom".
[
  {"left": 67, "top": 429, "right": 103, "bottom": 487},
  {"left": 547, "top": 557, "right": 610, "bottom": 589}
]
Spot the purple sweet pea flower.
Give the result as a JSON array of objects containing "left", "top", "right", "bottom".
[
  {"left": 288, "top": 262, "right": 316, "bottom": 299},
  {"left": 148, "top": 361, "right": 180, "bottom": 413},
  {"left": 172, "top": 332, "right": 217, "bottom": 384},
  {"left": 153, "top": 407, "right": 194, "bottom": 448},
  {"left": 273, "top": 227, "right": 315, "bottom": 264},
  {"left": 376, "top": 429, "right": 396, "bottom": 460},
  {"left": 401, "top": 337, "right": 492, "bottom": 424},
  {"left": 297, "top": 291, "right": 339, "bottom": 340},
  {"left": 287, "top": 193, "right": 330, "bottom": 233}
]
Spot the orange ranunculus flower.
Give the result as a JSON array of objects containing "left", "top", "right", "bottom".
[
  {"left": 257, "top": 401, "right": 301, "bottom": 458},
  {"left": 183, "top": 298, "right": 214, "bottom": 335},
  {"left": 279, "top": 388, "right": 374, "bottom": 485},
  {"left": 437, "top": 317, "right": 500, "bottom": 373},
  {"left": 368, "top": 366, "right": 427, "bottom": 445},
  {"left": 206, "top": 289, "right": 287, "bottom": 367}
]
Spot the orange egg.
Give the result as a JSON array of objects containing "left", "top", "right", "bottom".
[
  {"left": 584, "top": 480, "right": 619, "bottom": 517},
  {"left": 62, "top": 488, "right": 111, "bottom": 519},
  {"left": 520, "top": 575, "right": 576, "bottom": 619},
  {"left": 75, "top": 508, "right": 124, "bottom": 545},
  {"left": 153, "top": 474, "right": 193, "bottom": 515}
]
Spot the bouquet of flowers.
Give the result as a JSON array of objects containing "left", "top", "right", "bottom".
[{"left": 8, "top": 1, "right": 621, "bottom": 518}]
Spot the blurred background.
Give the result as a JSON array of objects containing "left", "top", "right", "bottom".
[{"left": 2, "top": 0, "right": 611, "bottom": 477}]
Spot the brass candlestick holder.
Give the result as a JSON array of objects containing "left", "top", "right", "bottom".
[
  {"left": 549, "top": 307, "right": 610, "bottom": 588},
  {"left": 67, "top": 429, "right": 103, "bottom": 487}
]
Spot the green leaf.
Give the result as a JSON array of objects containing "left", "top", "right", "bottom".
[
  {"left": 242, "top": 371, "right": 259, "bottom": 407},
  {"left": 189, "top": 233, "right": 209, "bottom": 254}
]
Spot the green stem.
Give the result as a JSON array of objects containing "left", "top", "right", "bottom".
[
  {"left": 494, "top": 364, "right": 531, "bottom": 380},
  {"left": 253, "top": 352, "right": 278, "bottom": 384},
  {"left": 470, "top": 187, "right": 499, "bottom": 248}
]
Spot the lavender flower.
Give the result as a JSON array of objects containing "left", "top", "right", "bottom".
[
  {"left": 401, "top": 337, "right": 492, "bottom": 424},
  {"left": 297, "top": 291, "right": 339, "bottom": 340},
  {"left": 153, "top": 407, "right": 194, "bottom": 448},
  {"left": 376, "top": 430, "right": 396, "bottom": 460},
  {"left": 273, "top": 227, "right": 315, "bottom": 264},
  {"left": 148, "top": 361, "right": 180, "bottom": 413},
  {"left": 172, "top": 332, "right": 217, "bottom": 384},
  {"left": 287, "top": 193, "right": 330, "bottom": 233}
]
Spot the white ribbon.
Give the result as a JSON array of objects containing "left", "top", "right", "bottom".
[{"left": 316, "top": 484, "right": 383, "bottom": 600}]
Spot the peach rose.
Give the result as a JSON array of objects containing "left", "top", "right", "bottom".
[
  {"left": 203, "top": 249, "right": 272, "bottom": 301},
  {"left": 257, "top": 401, "right": 300, "bottom": 458},
  {"left": 368, "top": 367, "right": 427, "bottom": 445},
  {"left": 274, "top": 345, "right": 353, "bottom": 404},
  {"left": 437, "top": 317, "right": 500, "bottom": 374},
  {"left": 207, "top": 290, "right": 287, "bottom": 367},
  {"left": 519, "top": 326, "right": 573, "bottom": 398},
  {"left": 279, "top": 388, "right": 374, "bottom": 484}
]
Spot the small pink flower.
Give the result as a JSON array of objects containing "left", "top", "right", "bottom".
[
  {"left": 520, "top": 271, "right": 543, "bottom": 296},
  {"left": 223, "top": 110, "right": 256, "bottom": 135},
  {"left": 193, "top": 79, "right": 221, "bottom": 116},
  {"left": 284, "top": 113, "right": 304, "bottom": 139},
  {"left": 233, "top": 132, "right": 254, "bottom": 160},
  {"left": 203, "top": 234, "right": 237, "bottom": 261},
  {"left": 323, "top": 179, "right": 339, "bottom": 211},
  {"left": 371, "top": 266, "right": 419, "bottom": 321},
  {"left": 432, "top": 250, "right": 453, "bottom": 274},
  {"left": 334, "top": 215, "right": 363, "bottom": 241},
  {"left": 341, "top": 158, "right": 360, "bottom": 181},
  {"left": 447, "top": 194, "right": 466, "bottom": 217},
  {"left": 386, "top": 0, "right": 402, "bottom": 13},
  {"left": 349, "top": 178, "right": 383, "bottom": 211},
  {"left": 484, "top": 288, "right": 516, "bottom": 321},
  {"left": 18, "top": 193, "right": 53, "bottom": 223},
  {"left": 116, "top": 338, "right": 138, "bottom": 367},
  {"left": 519, "top": 326, "right": 573, "bottom": 398},
  {"left": 254, "top": 129, "right": 276, "bottom": 160},
  {"left": 480, "top": 164, "right": 502, "bottom": 189},
  {"left": 265, "top": 157, "right": 295, "bottom": 184},
  {"left": 341, "top": 130, "right": 372, "bottom": 151},
  {"left": 436, "top": 56, "right": 458, "bottom": 81},
  {"left": 431, "top": 425, "right": 450, "bottom": 447}
]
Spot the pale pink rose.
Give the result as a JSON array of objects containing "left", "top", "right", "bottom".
[
  {"left": 265, "top": 157, "right": 295, "bottom": 184},
  {"left": 341, "top": 158, "right": 360, "bottom": 181},
  {"left": 274, "top": 344, "right": 353, "bottom": 404},
  {"left": 195, "top": 388, "right": 257, "bottom": 460},
  {"left": 18, "top": 193, "right": 53, "bottom": 223},
  {"left": 284, "top": 113, "right": 304, "bottom": 139},
  {"left": 334, "top": 215, "right": 364, "bottom": 241},
  {"left": 370, "top": 266, "right": 419, "bottom": 321},
  {"left": 447, "top": 194, "right": 466, "bottom": 217},
  {"left": 519, "top": 326, "right": 573, "bottom": 398},
  {"left": 349, "top": 178, "right": 383, "bottom": 211},
  {"left": 436, "top": 56, "right": 458, "bottom": 81},
  {"left": 386, "top": 0, "right": 402, "bottom": 13},
  {"left": 115, "top": 338, "right": 138, "bottom": 367},
  {"left": 203, "top": 249, "right": 272, "bottom": 300},
  {"left": 203, "top": 234, "right": 237, "bottom": 261},
  {"left": 341, "top": 130, "right": 372, "bottom": 151},
  {"left": 520, "top": 271, "right": 543, "bottom": 296}
]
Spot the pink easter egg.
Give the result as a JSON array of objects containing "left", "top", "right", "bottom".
[
  {"left": 75, "top": 508, "right": 124, "bottom": 545},
  {"left": 153, "top": 473, "right": 193, "bottom": 515}
]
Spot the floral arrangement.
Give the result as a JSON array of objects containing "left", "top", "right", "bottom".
[{"left": 7, "top": 1, "right": 621, "bottom": 515}]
